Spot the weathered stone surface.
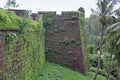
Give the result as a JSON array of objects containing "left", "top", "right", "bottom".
[{"left": 44, "top": 12, "right": 85, "bottom": 74}]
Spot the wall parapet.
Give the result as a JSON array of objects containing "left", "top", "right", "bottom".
[{"left": 10, "top": 9, "right": 81, "bottom": 20}]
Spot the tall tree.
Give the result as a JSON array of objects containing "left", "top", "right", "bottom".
[
  {"left": 91, "top": 0, "right": 119, "bottom": 80},
  {"left": 4, "top": 0, "right": 19, "bottom": 9}
]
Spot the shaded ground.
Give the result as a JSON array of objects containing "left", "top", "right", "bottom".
[{"left": 38, "top": 62, "right": 106, "bottom": 80}]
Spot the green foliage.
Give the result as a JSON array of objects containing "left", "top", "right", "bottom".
[
  {"left": 53, "top": 26, "right": 65, "bottom": 33},
  {"left": 88, "top": 34, "right": 99, "bottom": 45},
  {"left": 89, "top": 67, "right": 116, "bottom": 80},
  {"left": 5, "top": 32, "right": 17, "bottom": 43},
  {"left": 89, "top": 54, "right": 98, "bottom": 67},
  {"left": 86, "top": 72, "right": 106, "bottom": 80},
  {"left": 105, "top": 22, "right": 120, "bottom": 76},
  {"left": 0, "top": 12, "right": 10, "bottom": 23},
  {"left": 59, "top": 27, "right": 65, "bottom": 32},
  {"left": 75, "top": 40, "right": 81, "bottom": 45},
  {"left": 63, "top": 37, "right": 69, "bottom": 45},
  {"left": 89, "top": 67, "right": 106, "bottom": 76},
  {"left": 42, "top": 12, "right": 55, "bottom": 27},
  {"left": 53, "top": 28, "right": 58, "bottom": 33},
  {"left": 89, "top": 52, "right": 118, "bottom": 79},
  {"left": 45, "top": 48, "right": 52, "bottom": 53},
  {"left": 62, "top": 12, "right": 79, "bottom": 19},
  {"left": 87, "top": 44, "right": 96, "bottom": 54},
  {"left": 0, "top": 9, "right": 20, "bottom": 28}
]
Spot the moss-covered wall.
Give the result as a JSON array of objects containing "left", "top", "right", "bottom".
[
  {"left": 0, "top": 9, "right": 45, "bottom": 80},
  {"left": 39, "top": 12, "right": 55, "bottom": 27},
  {"left": 79, "top": 12, "right": 89, "bottom": 71},
  {"left": 44, "top": 11, "right": 86, "bottom": 74},
  {"left": 62, "top": 11, "right": 79, "bottom": 19}
]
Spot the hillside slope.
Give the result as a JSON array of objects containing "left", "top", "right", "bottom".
[{"left": 38, "top": 62, "right": 106, "bottom": 80}]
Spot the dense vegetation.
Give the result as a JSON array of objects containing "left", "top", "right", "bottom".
[{"left": 85, "top": 0, "right": 120, "bottom": 80}]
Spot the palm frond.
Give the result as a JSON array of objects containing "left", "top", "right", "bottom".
[
  {"left": 97, "top": 0, "right": 103, "bottom": 13},
  {"left": 106, "top": 22, "right": 120, "bottom": 46},
  {"left": 106, "top": 22, "right": 120, "bottom": 33},
  {"left": 115, "top": 7, "right": 120, "bottom": 17},
  {"left": 91, "top": 8, "right": 100, "bottom": 16},
  {"left": 104, "top": 0, "right": 119, "bottom": 16},
  {"left": 110, "top": 7, "right": 120, "bottom": 16},
  {"left": 94, "top": 0, "right": 120, "bottom": 17},
  {"left": 116, "top": 38, "right": 120, "bottom": 46}
]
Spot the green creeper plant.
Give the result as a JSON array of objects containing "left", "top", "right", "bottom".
[{"left": 0, "top": 9, "right": 45, "bottom": 80}]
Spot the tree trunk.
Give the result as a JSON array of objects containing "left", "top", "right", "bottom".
[
  {"left": 118, "top": 68, "right": 120, "bottom": 80},
  {"left": 93, "top": 53, "right": 101, "bottom": 80},
  {"left": 93, "top": 25, "right": 104, "bottom": 80},
  {"left": 106, "top": 54, "right": 113, "bottom": 80}
]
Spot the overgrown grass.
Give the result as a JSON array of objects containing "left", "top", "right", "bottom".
[{"left": 38, "top": 62, "right": 106, "bottom": 80}]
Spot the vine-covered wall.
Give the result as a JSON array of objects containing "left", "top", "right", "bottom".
[
  {"left": 0, "top": 9, "right": 45, "bottom": 80},
  {"left": 79, "top": 12, "right": 89, "bottom": 71}
]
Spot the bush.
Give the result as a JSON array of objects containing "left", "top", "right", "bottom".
[
  {"left": 87, "top": 44, "right": 96, "bottom": 54},
  {"left": 90, "top": 67, "right": 106, "bottom": 77},
  {"left": 42, "top": 12, "right": 55, "bottom": 27},
  {"left": 89, "top": 54, "right": 98, "bottom": 67}
]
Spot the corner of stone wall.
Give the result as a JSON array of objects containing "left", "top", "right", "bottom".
[{"left": 79, "top": 9, "right": 89, "bottom": 72}]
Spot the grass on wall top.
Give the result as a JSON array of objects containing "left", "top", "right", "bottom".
[{"left": 0, "top": 8, "right": 20, "bottom": 28}]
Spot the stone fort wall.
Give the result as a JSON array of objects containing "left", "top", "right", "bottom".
[{"left": 9, "top": 9, "right": 86, "bottom": 74}]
